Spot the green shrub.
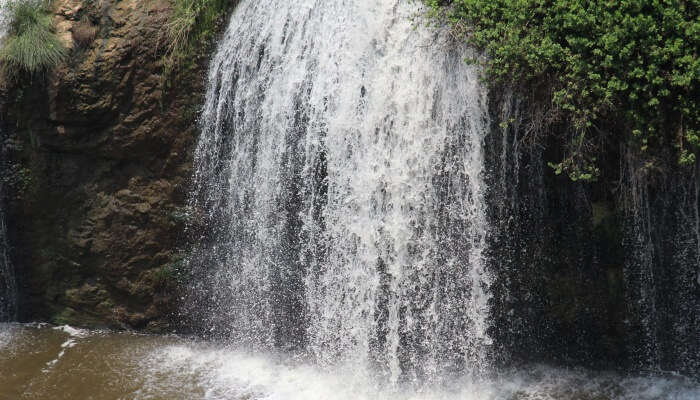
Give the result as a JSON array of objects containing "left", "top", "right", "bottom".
[
  {"left": 164, "top": 0, "right": 237, "bottom": 72},
  {"left": 153, "top": 258, "right": 187, "bottom": 289},
  {"left": 1, "top": 1, "right": 67, "bottom": 75},
  {"left": 427, "top": 0, "right": 699, "bottom": 181}
]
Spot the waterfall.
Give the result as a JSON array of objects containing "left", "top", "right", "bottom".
[
  {"left": 484, "top": 88, "right": 700, "bottom": 374},
  {"left": 0, "top": 123, "right": 13, "bottom": 322},
  {"left": 188, "top": 0, "right": 491, "bottom": 385},
  {"left": 620, "top": 148, "right": 661, "bottom": 369},
  {"left": 0, "top": 0, "right": 16, "bottom": 323},
  {"left": 0, "top": 0, "right": 12, "bottom": 41},
  {"left": 620, "top": 148, "right": 700, "bottom": 374},
  {"left": 0, "top": 197, "right": 15, "bottom": 322}
]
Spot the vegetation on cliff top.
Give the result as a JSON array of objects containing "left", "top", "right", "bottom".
[
  {"left": 164, "top": 0, "right": 237, "bottom": 72},
  {"left": 0, "top": 1, "right": 67, "bottom": 76},
  {"left": 428, "top": 0, "right": 699, "bottom": 181}
]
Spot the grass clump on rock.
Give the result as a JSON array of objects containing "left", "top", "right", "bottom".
[
  {"left": 1, "top": 0, "right": 67, "bottom": 76},
  {"left": 72, "top": 15, "right": 97, "bottom": 48},
  {"left": 164, "top": 0, "right": 237, "bottom": 70}
]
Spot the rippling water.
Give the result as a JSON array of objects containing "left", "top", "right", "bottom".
[{"left": 1, "top": 323, "right": 698, "bottom": 399}]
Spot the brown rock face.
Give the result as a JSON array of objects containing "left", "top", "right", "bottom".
[{"left": 2, "top": 0, "right": 212, "bottom": 331}]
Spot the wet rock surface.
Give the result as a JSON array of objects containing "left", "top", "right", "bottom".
[{"left": 1, "top": 0, "right": 206, "bottom": 330}]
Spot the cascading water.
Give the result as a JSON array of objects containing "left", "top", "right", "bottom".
[
  {"left": 0, "top": 1, "right": 9, "bottom": 40},
  {"left": 0, "top": 0, "right": 17, "bottom": 323},
  {"left": 484, "top": 93, "right": 700, "bottom": 375},
  {"left": 620, "top": 148, "right": 700, "bottom": 375},
  {"left": 0, "top": 173, "right": 15, "bottom": 322},
  {"left": 188, "top": 0, "right": 491, "bottom": 386},
  {"left": 0, "top": 181, "right": 15, "bottom": 322}
]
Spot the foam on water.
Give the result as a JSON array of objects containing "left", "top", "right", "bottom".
[
  {"left": 0, "top": 322, "right": 15, "bottom": 348},
  {"left": 143, "top": 343, "right": 700, "bottom": 400},
  {"left": 52, "top": 324, "right": 90, "bottom": 338},
  {"left": 41, "top": 334, "right": 83, "bottom": 372},
  {"left": 1, "top": 324, "right": 698, "bottom": 399}
]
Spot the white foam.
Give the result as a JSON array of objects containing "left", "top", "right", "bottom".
[
  {"left": 40, "top": 326, "right": 89, "bottom": 373},
  {"left": 0, "top": 322, "right": 15, "bottom": 349},
  {"left": 53, "top": 325, "right": 90, "bottom": 338},
  {"left": 136, "top": 345, "right": 700, "bottom": 400},
  {"left": 41, "top": 339, "right": 75, "bottom": 373}
]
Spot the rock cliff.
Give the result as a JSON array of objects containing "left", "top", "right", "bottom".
[{"left": 1, "top": 0, "right": 212, "bottom": 331}]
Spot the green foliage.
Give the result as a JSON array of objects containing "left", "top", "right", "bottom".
[
  {"left": 427, "top": 0, "right": 699, "bottom": 180},
  {"left": 153, "top": 265, "right": 177, "bottom": 287},
  {"left": 0, "top": 1, "right": 67, "bottom": 75},
  {"left": 164, "top": 0, "right": 237, "bottom": 72},
  {"left": 153, "top": 257, "right": 187, "bottom": 289},
  {"left": 167, "top": 206, "right": 191, "bottom": 226},
  {"left": 51, "top": 307, "right": 78, "bottom": 326}
]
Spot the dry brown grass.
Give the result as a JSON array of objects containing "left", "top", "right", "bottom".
[{"left": 72, "top": 16, "right": 97, "bottom": 48}]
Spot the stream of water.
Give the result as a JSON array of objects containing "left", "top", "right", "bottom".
[
  {"left": 0, "top": 0, "right": 17, "bottom": 324},
  {"left": 189, "top": 0, "right": 491, "bottom": 385}
]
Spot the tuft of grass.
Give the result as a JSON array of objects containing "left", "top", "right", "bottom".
[
  {"left": 165, "top": 1, "right": 198, "bottom": 59},
  {"left": 162, "top": 0, "right": 236, "bottom": 74},
  {"left": 1, "top": 1, "right": 67, "bottom": 75},
  {"left": 72, "top": 15, "right": 97, "bottom": 48},
  {"left": 153, "top": 257, "right": 187, "bottom": 289}
]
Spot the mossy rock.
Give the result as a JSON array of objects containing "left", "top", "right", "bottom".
[{"left": 50, "top": 307, "right": 103, "bottom": 328}]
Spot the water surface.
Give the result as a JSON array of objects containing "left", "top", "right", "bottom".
[{"left": 1, "top": 323, "right": 698, "bottom": 400}]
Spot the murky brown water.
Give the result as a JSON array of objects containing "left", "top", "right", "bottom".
[
  {"left": 0, "top": 323, "right": 205, "bottom": 400},
  {"left": 1, "top": 323, "right": 698, "bottom": 400}
]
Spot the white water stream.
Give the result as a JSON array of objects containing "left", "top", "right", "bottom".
[
  {"left": 0, "top": 0, "right": 16, "bottom": 322},
  {"left": 0, "top": 0, "right": 12, "bottom": 41},
  {"left": 191, "top": 0, "right": 491, "bottom": 386}
]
